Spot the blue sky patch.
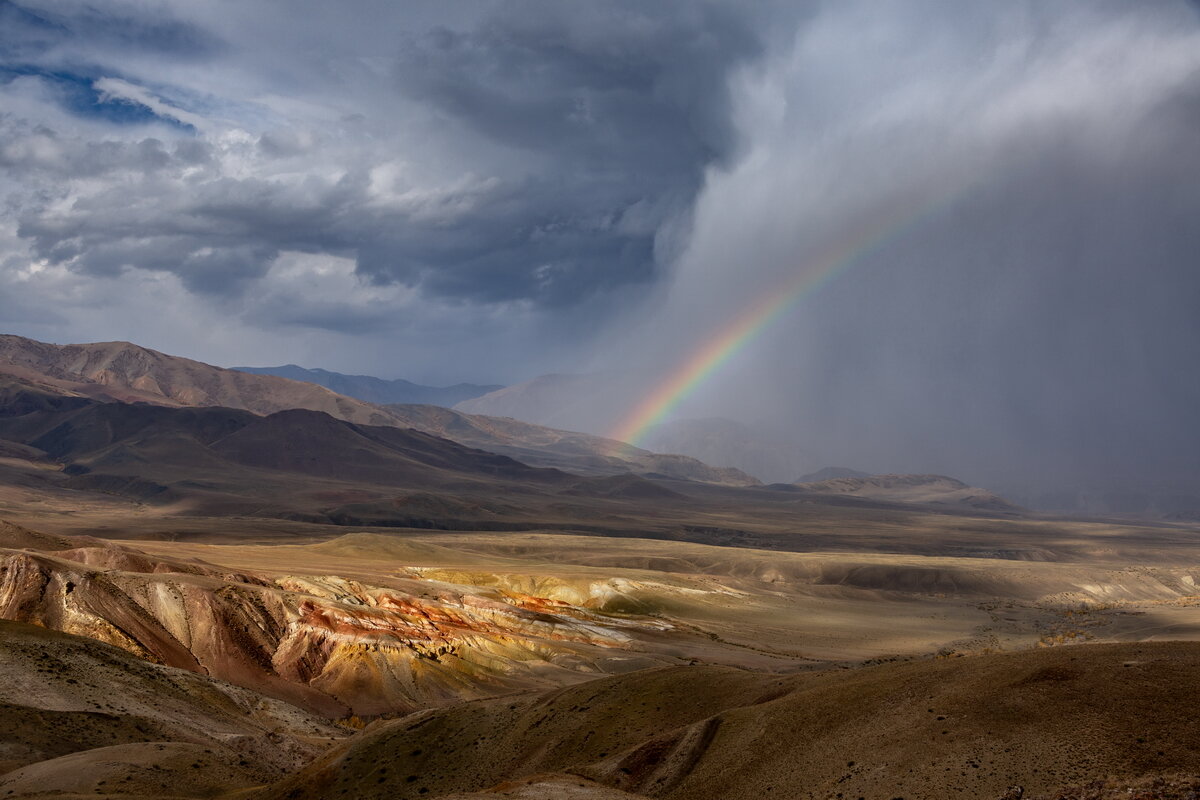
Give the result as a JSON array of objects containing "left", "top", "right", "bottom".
[{"left": 0, "top": 65, "right": 195, "bottom": 130}]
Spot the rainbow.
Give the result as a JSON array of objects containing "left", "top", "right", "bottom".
[{"left": 608, "top": 178, "right": 969, "bottom": 447}]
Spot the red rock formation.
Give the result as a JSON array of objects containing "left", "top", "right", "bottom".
[{"left": 0, "top": 523, "right": 662, "bottom": 717}]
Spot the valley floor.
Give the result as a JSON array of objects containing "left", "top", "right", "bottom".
[{"left": 2, "top": 498, "right": 1200, "bottom": 798}]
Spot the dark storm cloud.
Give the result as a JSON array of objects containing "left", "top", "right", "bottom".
[
  {"left": 14, "top": 167, "right": 304, "bottom": 295},
  {"left": 0, "top": 0, "right": 221, "bottom": 61},
  {"left": 6, "top": 131, "right": 648, "bottom": 304},
  {"left": 370, "top": 3, "right": 761, "bottom": 303},
  {"left": 396, "top": 6, "right": 753, "bottom": 170},
  {"left": 0, "top": 1, "right": 66, "bottom": 61},
  {"left": 590, "top": 0, "right": 1200, "bottom": 506},
  {"left": 1, "top": 0, "right": 765, "bottom": 313}
]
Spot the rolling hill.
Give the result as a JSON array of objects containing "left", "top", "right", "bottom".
[
  {"left": 0, "top": 380, "right": 575, "bottom": 509},
  {"left": 0, "top": 617, "right": 341, "bottom": 797},
  {"left": 256, "top": 641, "right": 1200, "bottom": 800},
  {"left": 793, "top": 472, "right": 1022, "bottom": 512}
]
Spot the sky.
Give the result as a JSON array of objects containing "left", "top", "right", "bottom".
[
  {"left": 0, "top": 0, "right": 771, "bottom": 383},
  {"left": 2, "top": 1, "right": 1199, "bottom": 497}
]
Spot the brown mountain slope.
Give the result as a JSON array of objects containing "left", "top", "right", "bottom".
[
  {"left": 254, "top": 665, "right": 777, "bottom": 800},
  {"left": 255, "top": 641, "right": 1200, "bottom": 800},
  {"left": 0, "top": 618, "right": 341, "bottom": 790},
  {"left": 0, "top": 385, "right": 580, "bottom": 518},
  {"left": 438, "top": 775, "right": 649, "bottom": 799},
  {"left": 12, "top": 399, "right": 562, "bottom": 488},
  {"left": 0, "top": 334, "right": 394, "bottom": 424},
  {"left": 0, "top": 335, "right": 757, "bottom": 486}
]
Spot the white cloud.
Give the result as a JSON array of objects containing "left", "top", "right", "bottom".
[{"left": 92, "top": 77, "right": 213, "bottom": 131}]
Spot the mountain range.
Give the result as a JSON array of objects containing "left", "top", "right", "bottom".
[
  {"left": 233, "top": 364, "right": 501, "bottom": 407},
  {"left": 0, "top": 335, "right": 754, "bottom": 487}
]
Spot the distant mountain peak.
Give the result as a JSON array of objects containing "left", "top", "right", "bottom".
[
  {"left": 231, "top": 364, "right": 501, "bottom": 408},
  {"left": 795, "top": 466, "right": 871, "bottom": 483},
  {"left": 793, "top": 471, "right": 1020, "bottom": 513}
]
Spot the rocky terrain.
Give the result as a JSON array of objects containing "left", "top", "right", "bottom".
[
  {"left": 8, "top": 524, "right": 1200, "bottom": 800},
  {"left": 0, "top": 521, "right": 693, "bottom": 717},
  {"left": 2, "top": 513, "right": 1200, "bottom": 799},
  {"left": 0, "top": 618, "right": 343, "bottom": 797},
  {"left": 255, "top": 641, "right": 1200, "bottom": 800}
]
